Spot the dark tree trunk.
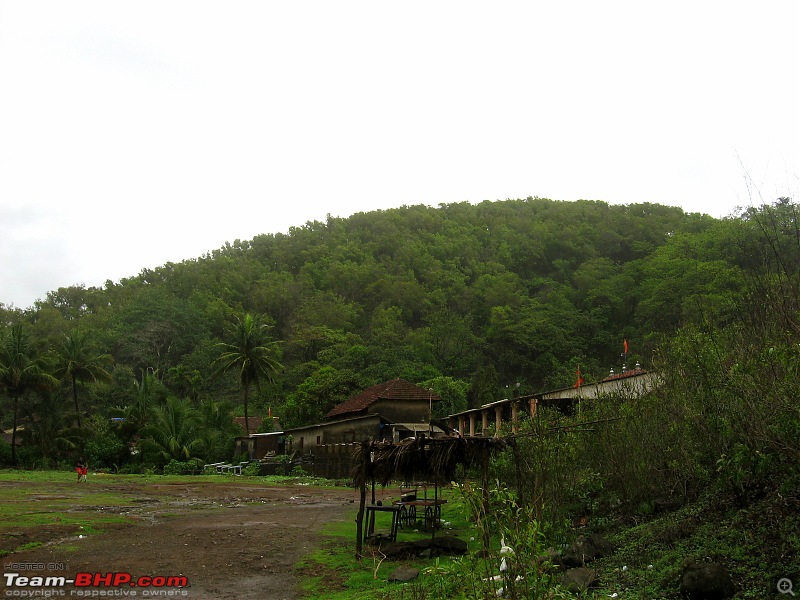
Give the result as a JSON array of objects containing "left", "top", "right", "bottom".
[
  {"left": 243, "top": 383, "right": 250, "bottom": 435},
  {"left": 11, "top": 395, "right": 18, "bottom": 466},
  {"left": 72, "top": 374, "right": 82, "bottom": 429}
]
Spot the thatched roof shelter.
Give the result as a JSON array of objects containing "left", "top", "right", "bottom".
[
  {"left": 353, "top": 435, "right": 512, "bottom": 558},
  {"left": 353, "top": 436, "right": 509, "bottom": 488}
]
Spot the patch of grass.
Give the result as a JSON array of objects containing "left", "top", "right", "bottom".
[
  {"left": 590, "top": 487, "right": 800, "bottom": 599},
  {"left": 0, "top": 542, "right": 43, "bottom": 557},
  {"left": 298, "top": 487, "right": 486, "bottom": 600},
  {"left": 0, "top": 469, "right": 356, "bottom": 563},
  {"left": 0, "top": 471, "right": 146, "bottom": 554},
  {"left": 16, "top": 541, "right": 44, "bottom": 552}
]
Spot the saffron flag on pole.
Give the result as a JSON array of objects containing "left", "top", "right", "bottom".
[
  {"left": 574, "top": 367, "right": 584, "bottom": 388},
  {"left": 623, "top": 339, "right": 629, "bottom": 354}
]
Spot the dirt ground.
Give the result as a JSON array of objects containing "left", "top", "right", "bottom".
[{"left": 1, "top": 477, "right": 362, "bottom": 599}]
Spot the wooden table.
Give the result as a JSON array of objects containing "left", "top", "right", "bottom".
[{"left": 364, "top": 504, "right": 401, "bottom": 542}]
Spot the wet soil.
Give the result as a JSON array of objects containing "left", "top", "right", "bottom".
[{"left": 1, "top": 477, "right": 360, "bottom": 599}]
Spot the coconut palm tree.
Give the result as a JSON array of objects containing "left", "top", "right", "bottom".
[
  {"left": 0, "top": 324, "right": 58, "bottom": 466},
  {"left": 213, "top": 314, "right": 282, "bottom": 435},
  {"left": 54, "top": 331, "right": 112, "bottom": 429},
  {"left": 195, "top": 399, "right": 241, "bottom": 462},
  {"left": 139, "top": 395, "right": 202, "bottom": 466}
]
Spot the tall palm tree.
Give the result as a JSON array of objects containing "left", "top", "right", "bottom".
[
  {"left": 139, "top": 396, "right": 202, "bottom": 466},
  {"left": 195, "top": 399, "right": 241, "bottom": 462},
  {"left": 54, "top": 331, "right": 112, "bottom": 429},
  {"left": 0, "top": 324, "right": 58, "bottom": 466},
  {"left": 213, "top": 314, "right": 282, "bottom": 435}
]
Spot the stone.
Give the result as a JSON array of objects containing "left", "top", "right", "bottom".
[
  {"left": 537, "top": 546, "right": 563, "bottom": 567},
  {"left": 432, "top": 535, "right": 468, "bottom": 555},
  {"left": 680, "top": 562, "right": 735, "bottom": 599},
  {"left": 586, "top": 533, "right": 615, "bottom": 558},
  {"left": 379, "top": 541, "right": 418, "bottom": 560},
  {"left": 388, "top": 566, "right": 420, "bottom": 582},
  {"left": 562, "top": 534, "right": 614, "bottom": 567},
  {"left": 561, "top": 567, "right": 598, "bottom": 593}
]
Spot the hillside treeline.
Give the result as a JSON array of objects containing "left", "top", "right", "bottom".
[{"left": 0, "top": 196, "right": 793, "bottom": 470}]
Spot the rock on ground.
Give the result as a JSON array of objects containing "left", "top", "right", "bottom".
[{"left": 680, "top": 562, "right": 735, "bottom": 600}]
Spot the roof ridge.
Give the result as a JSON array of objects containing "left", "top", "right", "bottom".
[{"left": 324, "top": 378, "right": 440, "bottom": 420}]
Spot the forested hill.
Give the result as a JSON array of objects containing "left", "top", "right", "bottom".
[{"left": 5, "top": 197, "right": 742, "bottom": 427}]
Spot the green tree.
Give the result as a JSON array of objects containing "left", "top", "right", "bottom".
[
  {"left": 283, "top": 365, "right": 361, "bottom": 427},
  {"left": 0, "top": 324, "right": 58, "bottom": 465},
  {"left": 112, "top": 368, "right": 167, "bottom": 442},
  {"left": 21, "top": 390, "right": 80, "bottom": 467},
  {"left": 195, "top": 399, "right": 240, "bottom": 462},
  {"left": 421, "top": 375, "right": 469, "bottom": 419},
  {"left": 54, "top": 331, "right": 112, "bottom": 429},
  {"left": 213, "top": 314, "right": 283, "bottom": 435},
  {"left": 139, "top": 396, "right": 201, "bottom": 466},
  {"left": 467, "top": 364, "right": 501, "bottom": 409}
]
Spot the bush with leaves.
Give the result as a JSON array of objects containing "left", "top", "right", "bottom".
[
  {"left": 430, "top": 481, "right": 568, "bottom": 600},
  {"left": 163, "top": 458, "right": 205, "bottom": 475},
  {"left": 488, "top": 408, "right": 584, "bottom": 527},
  {"left": 84, "top": 414, "right": 127, "bottom": 469}
]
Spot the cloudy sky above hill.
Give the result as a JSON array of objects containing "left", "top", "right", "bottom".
[{"left": 1, "top": 1, "right": 797, "bottom": 309}]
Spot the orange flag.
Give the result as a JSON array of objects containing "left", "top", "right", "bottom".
[
  {"left": 574, "top": 367, "right": 584, "bottom": 388},
  {"left": 623, "top": 339, "right": 629, "bottom": 354}
]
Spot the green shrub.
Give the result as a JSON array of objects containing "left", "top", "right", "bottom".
[
  {"left": 290, "top": 465, "right": 307, "bottom": 477},
  {"left": 85, "top": 435, "right": 126, "bottom": 470},
  {"left": 0, "top": 439, "right": 11, "bottom": 466},
  {"left": 243, "top": 462, "right": 261, "bottom": 477},
  {"left": 163, "top": 458, "right": 204, "bottom": 475}
]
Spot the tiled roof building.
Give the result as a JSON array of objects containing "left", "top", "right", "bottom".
[{"left": 325, "top": 378, "right": 440, "bottom": 420}]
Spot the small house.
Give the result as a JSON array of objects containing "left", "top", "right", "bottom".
[{"left": 286, "top": 378, "right": 443, "bottom": 453}]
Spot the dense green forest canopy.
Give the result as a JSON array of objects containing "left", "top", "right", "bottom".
[{"left": 0, "top": 196, "right": 793, "bottom": 468}]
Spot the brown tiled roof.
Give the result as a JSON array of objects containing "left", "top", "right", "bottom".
[
  {"left": 324, "top": 378, "right": 441, "bottom": 420},
  {"left": 602, "top": 368, "right": 647, "bottom": 382},
  {"left": 234, "top": 416, "right": 264, "bottom": 433}
]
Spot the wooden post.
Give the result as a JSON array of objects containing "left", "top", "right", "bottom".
[
  {"left": 430, "top": 481, "right": 438, "bottom": 543},
  {"left": 355, "top": 442, "right": 368, "bottom": 559}
]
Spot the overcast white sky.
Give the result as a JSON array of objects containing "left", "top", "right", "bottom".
[{"left": 1, "top": 1, "right": 798, "bottom": 310}]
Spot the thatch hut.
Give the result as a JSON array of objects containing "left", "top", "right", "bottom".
[{"left": 352, "top": 435, "right": 510, "bottom": 558}]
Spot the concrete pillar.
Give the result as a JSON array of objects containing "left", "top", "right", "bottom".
[
  {"left": 529, "top": 398, "right": 538, "bottom": 418},
  {"left": 481, "top": 410, "right": 489, "bottom": 435},
  {"left": 469, "top": 412, "right": 476, "bottom": 437},
  {"left": 494, "top": 405, "right": 503, "bottom": 437}
]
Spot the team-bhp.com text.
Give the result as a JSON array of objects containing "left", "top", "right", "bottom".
[{"left": 3, "top": 572, "right": 188, "bottom": 597}]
